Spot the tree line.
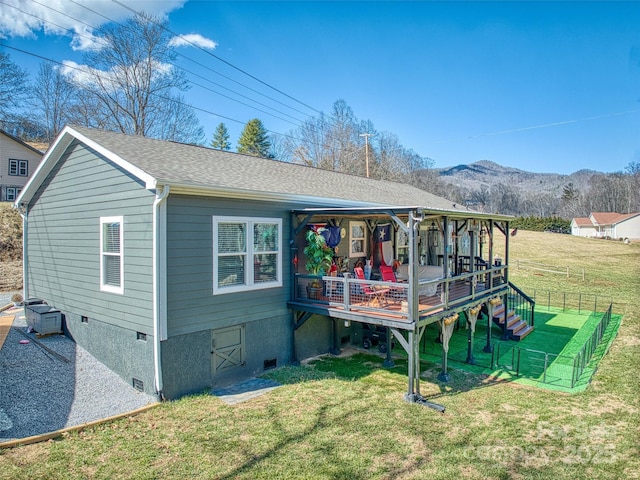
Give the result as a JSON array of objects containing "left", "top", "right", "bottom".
[
  {"left": 430, "top": 166, "right": 640, "bottom": 218},
  {"left": 1, "top": 12, "right": 637, "bottom": 219}
]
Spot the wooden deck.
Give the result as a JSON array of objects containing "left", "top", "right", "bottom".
[{"left": 289, "top": 277, "right": 501, "bottom": 331}]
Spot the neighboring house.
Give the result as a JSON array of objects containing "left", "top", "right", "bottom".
[
  {"left": 0, "top": 130, "right": 44, "bottom": 202},
  {"left": 571, "top": 212, "right": 640, "bottom": 240},
  {"left": 16, "top": 126, "right": 520, "bottom": 402}
]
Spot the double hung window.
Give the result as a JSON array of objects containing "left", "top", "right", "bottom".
[
  {"left": 5, "top": 187, "right": 20, "bottom": 201},
  {"left": 100, "top": 216, "right": 124, "bottom": 294},
  {"left": 213, "top": 216, "right": 282, "bottom": 294},
  {"left": 8, "top": 159, "right": 28, "bottom": 176}
]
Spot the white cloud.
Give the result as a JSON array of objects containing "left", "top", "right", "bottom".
[
  {"left": 61, "top": 59, "right": 175, "bottom": 90},
  {"left": 169, "top": 33, "right": 217, "bottom": 50},
  {"left": 0, "top": 0, "right": 186, "bottom": 50}
]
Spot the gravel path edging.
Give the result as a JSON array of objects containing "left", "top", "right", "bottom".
[{"left": 0, "top": 403, "right": 159, "bottom": 449}]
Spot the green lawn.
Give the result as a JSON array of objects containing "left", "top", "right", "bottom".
[{"left": 0, "top": 230, "right": 638, "bottom": 479}]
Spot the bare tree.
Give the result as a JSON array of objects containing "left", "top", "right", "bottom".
[
  {"left": 32, "top": 63, "right": 76, "bottom": 142},
  {"left": 74, "top": 12, "right": 202, "bottom": 143},
  {"left": 0, "top": 50, "right": 29, "bottom": 118}
]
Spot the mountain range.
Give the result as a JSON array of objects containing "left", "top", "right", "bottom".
[{"left": 435, "top": 160, "right": 598, "bottom": 196}]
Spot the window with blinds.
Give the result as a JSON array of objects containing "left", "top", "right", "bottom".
[
  {"left": 213, "top": 216, "right": 282, "bottom": 294},
  {"left": 100, "top": 216, "right": 124, "bottom": 294}
]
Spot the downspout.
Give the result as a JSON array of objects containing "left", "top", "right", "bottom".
[
  {"left": 152, "top": 185, "right": 170, "bottom": 400},
  {"left": 17, "top": 204, "right": 28, "bottom": 299}
]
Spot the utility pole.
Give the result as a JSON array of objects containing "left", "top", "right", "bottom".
[{"left": 360, "top": 133, "right": 372, "bottom": 178}]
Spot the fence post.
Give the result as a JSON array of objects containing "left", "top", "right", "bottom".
[{"left": 578, "top": 293, "right": 582, "bottom": 314}]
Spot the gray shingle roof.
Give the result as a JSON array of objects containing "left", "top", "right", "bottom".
[{"left": 67, "top": 126, "right": 481, "bottom": 215}]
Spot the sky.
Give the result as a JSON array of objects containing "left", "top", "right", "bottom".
[{"left": 0, "top": 0, "right": 639, "bottom": 175}]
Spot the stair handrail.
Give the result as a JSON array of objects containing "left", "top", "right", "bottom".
[{"left": 508, "top": 281, "right": 536, "bottom": 327}]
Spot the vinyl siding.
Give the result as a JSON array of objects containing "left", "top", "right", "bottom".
[
  {"left": 0, "top": 133, "right": 43, "bottom": 199},
  {"left": 615, "top": 216, "right": 640, "bottom": 239},
  {"left": 165, "top": 195, "right": 293, "bottom": 337},
  {"left": 25, "top": 140, "right": 155, "bottom": 333}
]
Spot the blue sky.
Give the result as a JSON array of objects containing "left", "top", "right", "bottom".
[{"left": 1, "top": 1, "right": 639, "bottom": 175}]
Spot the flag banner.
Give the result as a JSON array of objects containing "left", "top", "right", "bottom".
[{"left": 375, "top": 223, "right": 394, "bottom": 266}]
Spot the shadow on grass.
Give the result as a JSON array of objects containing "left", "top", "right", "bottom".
[{"left": 263, "top": 349, "right": 510, "bottom": 402}]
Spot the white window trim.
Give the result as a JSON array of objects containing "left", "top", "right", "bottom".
[
  {"left": 100, "top": 216, "right": 124, "bottom": 294},
  {"left": 349, "top": 220, "right": 367, "bottom": 257},
  {"left": 213, "top": 216, "right": 283, "bottom": 295}
]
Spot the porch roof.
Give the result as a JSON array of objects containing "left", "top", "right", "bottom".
[{"left": 292, "top": 205, "right": 513, "bottom": 222}]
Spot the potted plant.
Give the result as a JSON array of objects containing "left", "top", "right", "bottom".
[{"left": 303, "top": 229, "right": 334, "bottom": 299}]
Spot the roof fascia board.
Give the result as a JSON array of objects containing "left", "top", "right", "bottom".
[
  {"left": 15, "top": 126, "right": 157, "bottom": 207},
  {"left": 167, "top": 183, "right": 374, "bottom": 207}
]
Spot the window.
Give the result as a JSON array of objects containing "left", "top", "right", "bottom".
[
  {"left": 213, "top": 216, "right": 282, "bottom": 294},
  {"left": 5, "top": 187, "right": 20, "bottom": 201},
  {"left": 396, "top": 229, "right": 409, "bottom": 264},
  {"left": 100, "top": 216, "right": 124, "bottom": 294},
  {"left": 8, "top": 159, "right": 28, "bottom": 176},
  {"left": 349, "top": 221, "right": 367, "bottom": 257}
]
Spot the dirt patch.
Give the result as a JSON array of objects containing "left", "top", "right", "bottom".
[{"left": 0, "top": 203, "right": 23, "bottom": 292}]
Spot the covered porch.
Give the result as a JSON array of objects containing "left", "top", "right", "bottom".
[{"left": 287, "top": 206, "right": 521, "bottom": 407}]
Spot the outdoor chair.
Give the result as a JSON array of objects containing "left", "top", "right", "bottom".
[
  {"left": 353, "top": 267, "right": 390, "bottom": 307},
  {"left": 379, "top": 265, "right": 406, "bottom": 302}
]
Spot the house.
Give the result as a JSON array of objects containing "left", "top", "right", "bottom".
[
  {"left": 571, "top": 212, "right": 640, "bottom": 240},
  {"left": 0, "top": 130, "right": 44, "bottom": 202},
  {"left": 16, "top": 125, "right": 526, "bottom": 403}
]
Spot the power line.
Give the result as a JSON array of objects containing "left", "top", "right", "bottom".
[
  {"left": 110, "top": 0, "right": 322, "bottom": 115},
  {"left": 65, "top": 0, "right": 317, "bottom": 120},
  {"left": 7, "top": 0, "right": 309, "bottom": 126}
]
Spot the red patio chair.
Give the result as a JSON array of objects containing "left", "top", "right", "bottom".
[
  {"left": 354, "top": 267, "right": 389, "bottom": 307},
  {"left": 379, "top": 264, "right": 405, "bottom": 302}
]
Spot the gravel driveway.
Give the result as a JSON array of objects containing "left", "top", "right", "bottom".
[{"left": 0, "top": 298, "right": 157, "bottom": 442}]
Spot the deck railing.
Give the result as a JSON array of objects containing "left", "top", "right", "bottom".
[
  {"left": 507, "top": 282, "right": 535, "bottom": 327},
  {"left": 293, "top": 264, "right": 510, "bottom": 321}
]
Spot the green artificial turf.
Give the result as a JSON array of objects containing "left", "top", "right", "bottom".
[{"left": 393, "top": 306, "right": 622, "bottom": 393}]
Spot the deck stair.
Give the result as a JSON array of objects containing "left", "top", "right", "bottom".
[{"left": 491, "top": 302, "right": 534, "bottom": 341}]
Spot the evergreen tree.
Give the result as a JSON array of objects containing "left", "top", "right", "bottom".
[
  {"left": 210, "top": 122, "right": 231, "bottom": 150},
  {"left": 237, "top": 118, "right": 271, "bottom": 157}
]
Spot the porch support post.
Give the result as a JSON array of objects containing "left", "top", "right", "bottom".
[
  {"left": 383, "top": 327, "right": 394, "bottom": 368},
  {"left": 414, "top": 326, "right": 421, "bottom": 395},
  {"left": 500, "top": 291, "right": 510, "bottom": 340},
  {"left": 484, "top": 299, "right": 495, "bottom": 353},
  {"left": 438, "top": 314, "right": 457, "bottom": 382},
  {"left": 291, "top": 313, "right": 300, "bottom": 366},
  {"left": 469, "top": 227, "right": 476, "bottom": 297},
  {"left": 330, "top": 319, "right": 340, "bottom": 355},
  {"left": 488, "top": 219, "right": 494, "bottom": 290},
  {"left": 405, "top": 330, "right": 416, "bottom": 401},
  {"left": 465, "top": 304, "right": 481, "bottom": 365},
  {"left": 504, "top": 220, "right": 510, "bottom": 285}
]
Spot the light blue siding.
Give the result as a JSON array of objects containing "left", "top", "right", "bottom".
[
  {"left": 165, "top": 195, "right": 293, "bottom": 337},
  {"left": 25, "top": 140, "right": 155, "bottom": 333}
]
